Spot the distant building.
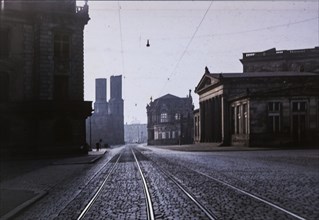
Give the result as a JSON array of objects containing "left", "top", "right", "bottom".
[
  {"left": 147, "top": 92, "right": 194, "bottom": 145},
  {"left": 86, "top": 76, "right": 124, "bottom": 147},
  {"left": 0, "top": 0, "right": 92, "bottom": 155},
  {"left": 241, "top": 47, "right": 319, "bottom": 73},
  {"left": 124, "top": 123, "right": 147, "bottom": 143},
  {"left": 195, "top": 47, "right": 319, "bottom": 147}
]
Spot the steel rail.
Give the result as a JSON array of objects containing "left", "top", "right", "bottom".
[
  {"left": 157, "top": 165, "right": 217, "bottom": 220},
  {"left": 135, "top": 148, "right": 216, "bottom": 220},
  {"left": 193, "top": 169, "right": 306, "bottom": 220},
  {"left": 77, "top": 153, "right": 122, "bottom": 220},
  {"left": 131, "top": 147, "right": 155, "bottom": 220}
]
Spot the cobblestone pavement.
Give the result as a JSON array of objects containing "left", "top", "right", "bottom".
[
  {"left": 2, "top": 145, "right": 318, "bottom": 220},
  {"left": 140, "top": 145, "right": 319, "bottom": 220},
  {"left": 0, "top": 147, "right": 124, "bottom": 220}
]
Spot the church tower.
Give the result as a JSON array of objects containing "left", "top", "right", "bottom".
[
  {"left": 109, "top": 75, "right": 124, "bottom": 144},
  {"left": 94, "top": 78, "right": 108, "bottom": 114}
]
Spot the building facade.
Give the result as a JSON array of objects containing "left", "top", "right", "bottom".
[
  {"left": 86, "top": 76, "right": 124, "bottom": 147},
  {"left": 124, "top": 123, "right": 147, "bottom": 144},
  {"left": 241, "top": 47, "right": 319, "bottom": 73},
  {"left": 195, "top": 47, "right": 319, "bottom": 147},
  {"left": 0, "top": 0, "right": 92, "bottom": 155},
  {"left": 147, "top": 92, "right": 194, "bottom": 145}
]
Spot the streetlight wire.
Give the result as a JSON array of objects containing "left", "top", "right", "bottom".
[
  {"left": 117, "top": 0, "right": 126, "bottom": 113},
  {"left": 159, "top": 0, "right": 214, "bottom": 95}
]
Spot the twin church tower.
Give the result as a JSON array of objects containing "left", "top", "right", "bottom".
[{"left": 86, "top": 75, "right": 124, "bottom": 146}]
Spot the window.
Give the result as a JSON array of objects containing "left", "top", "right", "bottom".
[
  {"left": 54, "top": 33, "right": 70, "bottom": 73},
  {"left": 160, "top": 113, "right": 168, "bottom": 123},
  {"left": 175, "top": 113, "right": 181, "bottom": 121},
  {"left": 268, "top": 102, "right": 282, "bottom": 133},
  {"left": 291, "top": 101, "right": 307, "bottom": 142},
  {"left": 0, "top": 28, "right": 9, "bottom": 59},
  {"left": 243, "top": 103, "right": 248, "bottom": 134},
  {"left": 292, "top": 102, "right": 306, "bottom": 112},
  {"left": 236, "top": 105, "right": 240, "bottom": 134},
  {"left": 54, "top": 34, "right": 70, "bottom": 59},
  {"left": 231, "top": 106, "right": 235, "bottom": 134}
]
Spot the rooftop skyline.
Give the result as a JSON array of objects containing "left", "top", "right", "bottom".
[{"left": 82, "top": 0, "right": 318, "bottom": 124}]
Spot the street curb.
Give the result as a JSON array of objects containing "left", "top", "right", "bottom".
[
  {"left": 0, "top": 190, "right": 47, "bottom": 220},
  {"left": 52, "top": 150, "right": 107, "bottom": 165}
]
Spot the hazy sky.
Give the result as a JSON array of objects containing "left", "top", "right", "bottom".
[{"left": 80, "top": 0, "right": 319, "bottom": 124}]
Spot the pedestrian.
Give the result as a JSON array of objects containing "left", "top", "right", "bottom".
[
  {"left": 96, "top": 142, "right": 100, "bottom": 151},
  {"left": 99, "top": 139, "right": 103, "bottom": 149}
]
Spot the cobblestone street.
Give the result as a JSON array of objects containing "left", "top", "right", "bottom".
[{"left": 1, "top": 144, "right": 318, "bottom": 220}]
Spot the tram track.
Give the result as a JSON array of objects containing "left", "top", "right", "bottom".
[
  {"left": 133, "top": 147, "right": 217, "bottom": 220},
  {"left": 75, "top": 146, "right": 155, "bottom": 220},
  {"left": 137, "top": 147, "right": 308, "bottom": 220},
  {"left": 77, "top": 153, "right": 122, "bottom": 220},
  {"left": 193, "top": 169, "right": 306, "bottom": 220},
  {"left": 131, "top": 148, "right": 155, "bottom": 220}
]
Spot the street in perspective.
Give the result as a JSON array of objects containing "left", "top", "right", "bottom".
[
  {"left": 1, "top": 145, "right": 319, "bottom": 219},
  {"left": 0, "top": 0, "right": 319, "bottom": 220}
]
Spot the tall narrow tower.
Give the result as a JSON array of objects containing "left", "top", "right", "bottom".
[
  {"left": 109, "top": 75, "right": 124, "bottom": 144},
  {"left": 109, "top": 75, "right": 124, "bottom": 115},
  {"left": 94, "top": 78, "right": 108, "bottom": 114}
]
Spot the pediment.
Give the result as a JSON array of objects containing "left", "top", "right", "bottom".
[{"left": 195, "top": 74, "right": 220, "bottom": 94}]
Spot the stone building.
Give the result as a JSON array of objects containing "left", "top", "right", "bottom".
[
  {"left": 86, "top": 76, "right": 124, "bottom": 147},
  {"left": 0, "top": 0, "right": 92, "bottom": 155},
  {"left": 241, "top": 47, "right": 319, "bottom": 73},
  {"left": 194, "top": 47, "right": 319, "bottom": 147},
  {"left": 147, "top": 92, "right": 194, "bottom": 145},
  {"left": 124, "top": 123, "right": 147, "bottom": 144}
]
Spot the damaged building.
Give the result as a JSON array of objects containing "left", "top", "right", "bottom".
[
  {"left": 147, "top": 92, "right": 194, "bottom": 145},
  {"left": 86, "top": 76, "right": 124, "bottom": 147},
  {"left": 194, "top": 47, "right": 319, "bottom": 147},
  {"left": 0, "top": 0, "right": 92, "bottom": 155}
]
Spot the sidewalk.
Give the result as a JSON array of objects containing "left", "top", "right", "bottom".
[
  {"left": 0, "top": 149, "right": 107, "bottom": 220},
  {"left": 145, "top": 143, "right": 271, "bottom": 152}
]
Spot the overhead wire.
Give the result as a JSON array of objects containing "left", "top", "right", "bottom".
[
  {"left": 146, "top": 0, "right": 214, "bottom": 118},
  {"left": 117, "top": 1, "right": 125, "bottom": 77},
  {"left": 158, "top": 0, "right": 213, "bottom": 96}
]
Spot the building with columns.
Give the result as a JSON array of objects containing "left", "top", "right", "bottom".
[
  {"left": 194, "top": 47, "right": 319, "bottom": 147},
  {"left": 0, "top": 0, "right": 92, "bottom": 155},
  {"left": 86, "top": 76, "right": 124, "bottom": 147}
]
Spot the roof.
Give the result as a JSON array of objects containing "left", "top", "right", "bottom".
[
  {"left": 209, "top": 71, "right": 318, "bottom": 78},
  {"left": 228, "top": 84, "right": 319, "bottom": 102},
  {"left": 195, "top": 71, "right": 319, "bottom": 94},
  {"left": 156, "top": 94, "right": 180, "bottom": 100}
]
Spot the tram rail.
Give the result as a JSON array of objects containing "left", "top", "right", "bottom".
[
  {"left": 77, "top": 152, "right": 122, "bottom": 220},
  {"left": 193, "top": 169, "right": 306, "bottom": 220},
  {"left": 136, "top": 147, "right": 307, "bottom": 220},
  {"left": 77, "top": 146, "right": 155, "bottom": 220},
  {"left": 133, "top": 147, "right": 217, "bottom": 220}
]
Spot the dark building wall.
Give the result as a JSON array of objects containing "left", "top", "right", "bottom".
[
  {"left": 234, "top": 95, "right": 319, "bottom": 147},
  {"left": 195, "top": 68, "right": 319, "bottom": 147},
  {"left": 0, "top": 0, "right": 91, "bottom": 155}
]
